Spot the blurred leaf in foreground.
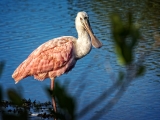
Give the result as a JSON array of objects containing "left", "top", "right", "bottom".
[
  {"left": 7, "top": 89, "right": 23, "bottom": 106},
  {"left": 46, "top": 81, "right": 75, "bottom": 120},
  {"left": 0, "top": 61, "right": 5, "bottom": 78},
  {"left": 110, "top": 12, "right": 140, "bottom": 65}
]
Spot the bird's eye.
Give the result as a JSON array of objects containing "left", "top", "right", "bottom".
[
  {"left": 80, "top": 17, "right": 82, "bottom": 20},
  {"left": 84, "top": 17, "right": 87, "bottom": 20}
]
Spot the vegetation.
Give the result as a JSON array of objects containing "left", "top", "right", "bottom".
[{"left": 0, "top": 2, "right": 160, "bottom": 119}]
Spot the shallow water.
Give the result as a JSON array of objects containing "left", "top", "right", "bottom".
[{"left": 0, "top": 0, "right": 160, "bottom": 120}]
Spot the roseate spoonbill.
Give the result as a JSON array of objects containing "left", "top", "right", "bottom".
[{"left": 12, "top": 11, "right": 102, "bottom": 113}]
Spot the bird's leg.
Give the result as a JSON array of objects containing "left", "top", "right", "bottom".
[{"left": 50, "top": 78, "right": 57, "bottom": 113}]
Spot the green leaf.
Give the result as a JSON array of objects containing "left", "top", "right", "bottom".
[
  {"left": 115, "top": 45, "right": 126, "bottom": 65},
  {"left": 46, "top": 82, "right": 75, "bottom": 120},
  {"left": 0, "top": 61, "right": 5, "bottom": 78},
  {"left": 110, "top": 12, "right": 140, "bottom": 65},
  {"left": 7, "top": 89, "right": 23, "bottom": 106}
]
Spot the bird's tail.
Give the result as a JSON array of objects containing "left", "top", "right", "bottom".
[{"left": 12, "top": 60, "right": 29, "bottom": 84}]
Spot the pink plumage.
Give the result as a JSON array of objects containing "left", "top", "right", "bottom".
[
  {"left": 12, "top": 12, "right": 102, "bottom": 114},
  {"left": 12, "top": 36, "right": 76, "bottom": 83}
]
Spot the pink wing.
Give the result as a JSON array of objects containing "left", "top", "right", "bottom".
[{"left": 12, "top": 37, "right": 76, "bottom": 83}]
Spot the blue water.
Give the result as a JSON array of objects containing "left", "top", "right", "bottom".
[{"left": 0, "top": 0, "right": 160, "bottom": 120}]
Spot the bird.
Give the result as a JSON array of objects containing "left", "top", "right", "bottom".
[{"left": 12, "top": 11, "right": 102, "bottom": 114}]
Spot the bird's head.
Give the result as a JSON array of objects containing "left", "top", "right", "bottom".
[{"left": 75, "top": 11, "right": 102, "bottom": 48}]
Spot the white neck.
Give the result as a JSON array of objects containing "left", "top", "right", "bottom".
[{"left": 74, "top": 30, "right": 92, "bottom": 59}]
